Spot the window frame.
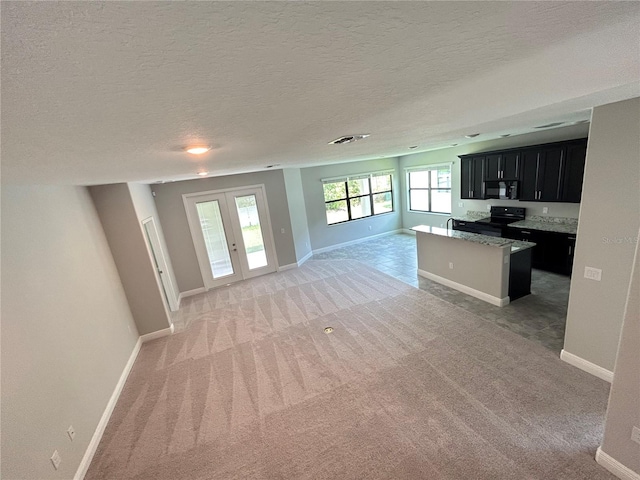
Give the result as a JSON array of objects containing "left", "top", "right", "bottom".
[
  {"left": 323, "top": 172, "right": 394, "bottom": 225},
  {"left": 407, "top": 165, "right": 452, "bottom": 215}
]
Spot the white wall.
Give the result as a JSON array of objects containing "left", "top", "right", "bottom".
[
  {"left": 600, "top": 227, "right": 640, "bottom": 476},
  {"left": 152, "top": 170, "right": 297, "bottom": 292},
  {"left": 90, "top": 184, "right": 172, "bottom": 335},
  {"left": 128, "top": 182, "right": 179, "bottom": 308},
  {"left": 1, "top": 186, "right": 140, "bottom": 480},
  {"left": 399, "top": 124, "right": 589, "bottom": 229},
  {"left": 282, "top": 168, "right": 312, "bottom": 263},
  {"left": 300, "top": 158, "right": 402, "bottom": 251},
  {"left": 564, "top": 97, "right": 640, "bottom": 372}
]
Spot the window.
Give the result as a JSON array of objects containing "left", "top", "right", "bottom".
[
  {"left": 323, "top": 171, "right": 394, "bottom": 225},
  {"left": 407, "top": 165, "right": 451, "bottom": 214}
]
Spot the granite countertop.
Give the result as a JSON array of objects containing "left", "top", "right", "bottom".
[
  {"left": 509, "top": 219, "right": 577, "bottom": 235},
  {"left": 451, "top": 211, "right": 489, "bottom": 222},
  {"left": 412, "top": 225, "right": 536, "bottom": 251}
]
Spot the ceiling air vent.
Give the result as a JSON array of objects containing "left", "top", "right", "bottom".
[{"left": 328, "top": 134, "right": 370, "bottom": 145}]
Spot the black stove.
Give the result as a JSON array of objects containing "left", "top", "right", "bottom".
[
  {"left": 452, "top": 206, "right": 525, "bottom": 237},
  {"left": 476, "top": 206, "right": 526, "bottom": 227}
]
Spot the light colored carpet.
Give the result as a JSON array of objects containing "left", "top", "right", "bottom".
[{"left": 86, "top": 260, "right": 613, "bottom": 479}]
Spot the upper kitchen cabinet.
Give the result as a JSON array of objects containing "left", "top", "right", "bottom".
[
  {"left": 459, "top": 138, "right": 587, "bottom": 203},
  {"left": 460, "top": 156, "right": 485, "bottom": 199},
  {"left": 562, "top": 140, "right": 588, "bottom": 203},
  {"left": 519, "top": 140, "right": 586, "bottom": 202},
  {"left": 484, "top": 152, "right": 520, "bottom": 181}
]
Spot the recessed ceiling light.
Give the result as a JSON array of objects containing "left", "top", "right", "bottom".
[
  {"left": 451, "top": 144, "right": 459, "bottom": 147},
  {"left": 534, "top": 122, "right": 564, "bottom": 129},
  {"left": 409, "top": 146, "right": 418, "bottom": 149},
  {"left": 465, "top": 133, "right": 480, "bottom": 138},
  {"left": 197, "top": 171, "right": 208, "bottom": 176},
  {"left": 500, "top": 134, "right": 511, "bottom": 137},
  {"left": 328, "top": 134, "right": 370, "bottom": 145},
  {"left": 185, "top": 145, "right": 211, "bottom": 155}
]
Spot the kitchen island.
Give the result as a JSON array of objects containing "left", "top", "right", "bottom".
[{"left": 412, "top": 225, "right": 535, "bottom": 306}]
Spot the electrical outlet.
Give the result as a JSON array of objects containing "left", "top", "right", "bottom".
[
  {"left": 486, "top": 204, "right": 491, "bottom": 210},
  {"left": 458, "top": 202, "right": 464, "bottom": 208},
  {"left": 584, "top": 266, "right": 602, "bottom": 281},
  {"left": 440, "top": 223, "right": 444, "bottom": 228},
  {"left": 280, "top": 228, "right": 285, "bottom": 234},
  {"left": 67, "top": 425, "right": 75, "bottom": 441},
  {"left": 504, "top": 256, "right": 509, "bottom": 264},
  {"left": 631, "top": 426, "right": 640, "bottom": 445},
  {"left": 449, "top": 262, "right": 454, "bottom": 269},
  {"left": 51, "top": 450, "right": 62, "bottom": 470},
  {"left": 542, "top": 207, "right": 549, "bottom": 214},
  {"left": 368, "top": 225, "right": 372, "bottom": 231}
]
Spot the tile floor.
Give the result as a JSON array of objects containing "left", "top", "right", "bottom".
[{"left": 314, "top": 233, "right": 570, "bottom": 352}]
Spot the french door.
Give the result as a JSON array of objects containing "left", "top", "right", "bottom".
[{"left": 184, "top": 186, "right": 278, "bottom": 289}]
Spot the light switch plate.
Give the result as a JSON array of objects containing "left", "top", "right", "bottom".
[
  {"left": 631, "top": 426, "right": 640, "bottom": 445},
  {"left": 584, "top": 266, "right": 602, "bottom": 281}
]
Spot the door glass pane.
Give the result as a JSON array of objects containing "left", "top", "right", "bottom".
[
  {"left": 234, "top": 195, "right": 268, "bottom": 270},
  {"left": 195, "top": 201, "right": 234, "bottom": 278}
]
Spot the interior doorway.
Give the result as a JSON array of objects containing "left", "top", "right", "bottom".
[
  {"left": 142, "top": 217, "right": 179, "bottom": 312},
  {"left": 183, "top": 185, "right": 278, "bottom": 289}
]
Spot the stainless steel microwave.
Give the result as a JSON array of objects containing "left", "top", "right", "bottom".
[{"left": 484, "top": 180, "right": 518, "bottom": 199}]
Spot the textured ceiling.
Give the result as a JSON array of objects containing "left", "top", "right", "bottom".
[{"left": 2, "top": 1, "right": 639, "bottom": 185}]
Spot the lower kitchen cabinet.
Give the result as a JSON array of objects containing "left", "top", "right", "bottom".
[{"left": 504, "top": 227, "right": 575, "bottom": 276}]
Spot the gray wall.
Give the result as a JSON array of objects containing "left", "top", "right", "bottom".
[
  {"left": 600, "top": 228, "right": 640, "bottom": 475},
  {"left": 152, "top": 170, "right": 297, "bottom": 293},
  {"left": 564, "top": 98, "right": 640, "bottom": 372},
  {"left": 399, "top": 124, "right": 589, "bottom": 229},
  {"left": 128, "top": 182, "right": 179, "bottom": 308},
  {"left": 300, "top": 158, "right": 402, "bottom": 251},
  {"left": 282, "top": 168, "right": 312, "bottom": 262},
  {"left": 90, "top": 183, "right": 172, "bottom": 335},
  {"left": 416, "top": 232, "right": 509, "bottom": 300},
  {"left": 1, "top": 186, "right": 140, "bottom": 480}
]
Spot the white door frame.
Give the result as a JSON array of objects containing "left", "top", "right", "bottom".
[
  {"left": 142, "top": 217, "right": 179, "bottom": 312},
  {"left": 183, "top": 184, "right": 279, "bottom": 290}
]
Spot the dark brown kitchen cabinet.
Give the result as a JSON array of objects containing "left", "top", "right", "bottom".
[
  {"left": 562, "top": 141, "right": 587, "bottom": 203},
  {"left": 519, "top": 146, "right": 564, "bottom": 201},
  {"left": 459, "top": 138, "right": 587, "bottom": 203},
  {"left": 484, "top": 152, "right": 520, "bottom": 181},
  {"left": 504, "top": 227, "right": 576, "bottom": 275},
  {"left": 461, "top": 156, "right": 484, "bottom": 199}
]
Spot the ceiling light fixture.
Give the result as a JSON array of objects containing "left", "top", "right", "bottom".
[
  {"left": 409, "top": 146, "right": 418, "bottom": 149},
  {"left": 197, "top": 171, "right": 208, "bottom": 176},
  {"left": 451, "top": 144, "right": 459, "bottom": 147},
  {"left": 185, "top": 145, "right": 211, "bottom": 155},
  {"left": 500, "top": 134, "right": 511, "bottom": 137},
  {"left": 465, "top": 133, "right": 480, "bottom": 138},
  {"left": 265, "top": 164, "right": 281, "bottom": 169}
]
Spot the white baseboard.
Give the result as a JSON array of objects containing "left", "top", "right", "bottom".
[
  {"left": 140, "top": 326, "right": 173, "bottom": 343},
  {"left": 417, "top": 269, "right": 510, "bottom": 307},
  {"left": 278, "top": 262, "right": 298, "bottom": 271},
  {"left": 560, "top": 350, "right": 614, "bottom": 383},
  {"left": 312, "top": 229, "right": 404, "bottom": 255},
  {"left": 74, "top": 337, "right": 142, "bottom": 480},
  {"left": 177, "top": 287, "right": 206, "bottom": 306},
  {"left": 596, "top": 447, "right": 640, "bottom": 480},
  {"left": 297, "top": 250, "right": 313, "bottom": 266}
]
